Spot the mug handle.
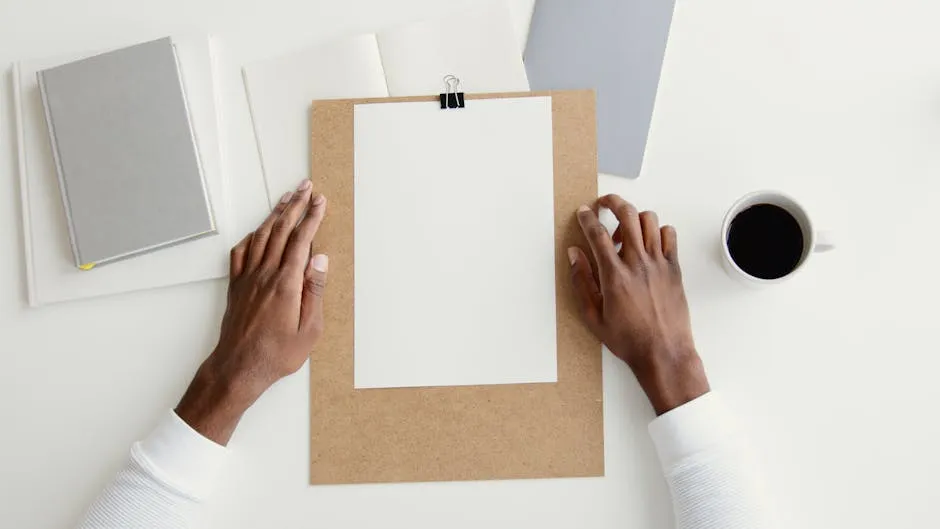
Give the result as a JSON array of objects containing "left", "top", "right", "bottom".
[{"left": 814, "top": 230, "right": 836, "bottom": 252}]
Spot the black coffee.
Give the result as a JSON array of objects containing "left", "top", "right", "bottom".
[{"left": 727, "top": 204, "right": 804, "bottom": 280}]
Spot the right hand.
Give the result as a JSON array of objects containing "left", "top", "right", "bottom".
[
  {"left": 568, "top": 194, "right": 710, "bottom": 415},
  {"left": 176, "top": 179, "right": 329, "bottom": 445}
]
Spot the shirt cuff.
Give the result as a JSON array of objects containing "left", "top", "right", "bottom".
[
  {"left": 134, "top": 410, "right": 229, "bottom": 499},
  {"left": 648, "top": 391, "right": 738, "bottom": 469}
]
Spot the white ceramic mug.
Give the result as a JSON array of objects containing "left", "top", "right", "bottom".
[{"left": 720, "top": 191, "right": 835, "bottom": 286}]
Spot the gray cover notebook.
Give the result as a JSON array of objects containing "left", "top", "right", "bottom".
[
  {"left": 38, "top": 37, "right": 215, "bottom": 269},
  {"left": 525, "top": 0, "right": 676, "bottom": 179}
]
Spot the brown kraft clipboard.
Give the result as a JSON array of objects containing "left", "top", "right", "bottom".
[{"left": 308, "top": 90, "right": 602, "bottom": 485}]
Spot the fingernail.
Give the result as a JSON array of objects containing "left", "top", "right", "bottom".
[
  {"left": 567, "top": 247, "right": 579, "bottom": 266},
  {"left": 577, "top": 205, "right": 591, "bottom": 213},
  {"left": 297, "top": 179, "right": 312, "bottom": 191},
  {"left": 313, "top": 194, "right": 326, "bottom": 206},
  {"left": 310, "top": 254, "right": 329, "bottom": 273},
  {"left": 279, "top": 191, "right": 292, "bottom": 204}
]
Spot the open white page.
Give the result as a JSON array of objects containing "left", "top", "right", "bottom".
[
  {"left": 353, "top": 97, "right": 557, "bottom": 389},
  {"left": 15, "top": 36, "right": 232, "bottom": 307},
  {"left": 243, "top": 34, "right": 389, "bottom": 207},
  {"left": 376, "top": 0, "right": 530, "bottom": 96}
]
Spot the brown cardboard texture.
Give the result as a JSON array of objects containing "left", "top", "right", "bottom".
[{"left": 308, "top": 90, "right": 602, "bottom": 485}]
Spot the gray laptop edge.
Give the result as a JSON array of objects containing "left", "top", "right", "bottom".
[{"left": 525, "top": 0, "right": 676, "bottom": 179}]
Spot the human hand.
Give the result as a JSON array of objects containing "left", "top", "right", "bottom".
[
  {"left": 176, "top": 179, "right": 329, "bottom": 444},
  {"left": 568, "top": 194, "right": 709, "bottom": 415}
]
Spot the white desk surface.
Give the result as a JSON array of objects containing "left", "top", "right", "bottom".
[{"left": 2, "top": 0, "right": 938, "bottom": 527}]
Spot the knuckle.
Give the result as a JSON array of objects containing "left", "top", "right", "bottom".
[
  {"left": 251, "top": 231, "right": 269, "bottom": 246},
  {"left": 253, "top": 266, "right": 276, "bottom": 286},
  {"left": 305, "top": 277, "right": 328, "bottom": 297},
  {"left": 632, "top": 254, "right": 652, "bottom": 275},
  {"left": 272, "top": 219, "right": 293, "bottom": 236},
  {"left": 587, "top": 224, "right": 609, "bottom": 241},
  {"left": 619, "top": 203, "right": 639, "bottom": 219}
]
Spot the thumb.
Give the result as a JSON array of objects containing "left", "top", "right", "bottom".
[
  {"left": 567, "top": 247, "right": 602, "bottom": 333},
  {"left": 301, "top": 253, "right": 329, "bottom": 336}
]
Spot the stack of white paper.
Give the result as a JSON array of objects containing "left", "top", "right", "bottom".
[{"left": 14, "top": 36, "right": 245, "bottom": 307}]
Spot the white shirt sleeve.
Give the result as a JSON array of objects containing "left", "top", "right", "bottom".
[
  {"left": 79, "top": 393, "right": 767, "bottom": 528},
  {"left": 649, "top": 392, "right": 775, "bottom": 529},
  {"left": 77, "top": 411, "right": 228, "bottom": 529}
]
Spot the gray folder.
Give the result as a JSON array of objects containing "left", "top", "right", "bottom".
[
  {"left": 38, "top": 37, "right": 215, "bottom": 268},
  {"left": 525, "top": 0, "right": 676, "bottom": 179}
]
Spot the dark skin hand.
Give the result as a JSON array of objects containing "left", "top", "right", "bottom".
[
  {"left": 177, "top": 186, "right": 704, "bottom": 445},
  {"left": 176, "top": 179, "right": 329, "bottom": 445},
  {"left": 568, "top": 194, "right": 710, "bottom": 415}
]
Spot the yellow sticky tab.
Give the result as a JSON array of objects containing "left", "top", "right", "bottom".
[{"left": 79, "top": 263, "right": 96, "bottom": 271}]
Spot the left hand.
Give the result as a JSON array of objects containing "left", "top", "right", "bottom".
[{"left": 176, "top": 179, "right": 329, "bottom": 445}]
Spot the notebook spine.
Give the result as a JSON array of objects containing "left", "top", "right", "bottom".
[{"left": 38, "top": 70, "right": 86, "bottom": 269}]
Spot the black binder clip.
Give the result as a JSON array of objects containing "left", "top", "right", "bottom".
[{"left": 439, "top": 75, "right": 465, "bottom": 109}]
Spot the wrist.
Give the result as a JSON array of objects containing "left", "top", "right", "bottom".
[
  {"left": 175, "top": 362, "right": 256, "bottom": 446},
  {"left": 633, "top": 346, "right": 710, "bottom": 416}
]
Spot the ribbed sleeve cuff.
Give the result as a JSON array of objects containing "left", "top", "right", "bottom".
[
  {"left": 648, "top": 392, "right": 737, "bottom": 469},
  {"left": 134, "top": 411, "right": 229, "bottom": 500}
]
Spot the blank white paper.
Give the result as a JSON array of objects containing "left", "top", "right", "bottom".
[
  {"left": 354, "top": 97, "right": 557, "bottom": 389},
  {"left": 243, "top": 34, "right": 389, "bottom": 207},
  {"left": 376, "top": 0, "right": 530, "bottom": 97},
  {"left": 15, "top": 36, "right": 233, "bottom": 307}
]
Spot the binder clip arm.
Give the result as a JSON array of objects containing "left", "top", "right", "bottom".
[{"left": 439, "top": 75, "right": 465, "bottom": 109}]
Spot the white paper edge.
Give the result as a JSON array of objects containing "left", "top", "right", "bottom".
[
  {"left": 206, "top": 36, "right": 235, "bottom": 247},
  {"left": 13, "top": 62, "right": 39, "bottom": 307},
  {"left": 240, "top": 66, "right": 275, "bottom": 211}
]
